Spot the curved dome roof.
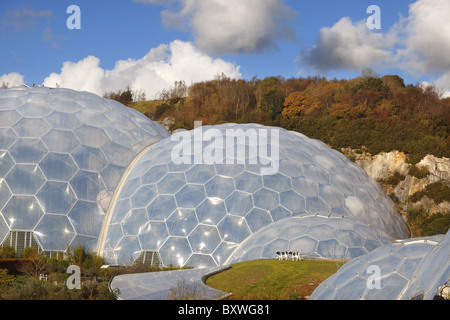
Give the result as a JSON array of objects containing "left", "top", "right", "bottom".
[
  {"left": 227, "top": 215, "right": 393, "bottom": 264},
  {"left": 0, "top": 87, "right": 170, "bottom": 254},
  {"left": 310, "top": 231, "right": 449, "bottom": 300},
  {"left": 100, "top": 123, "right": 411, "bottom": 268}
]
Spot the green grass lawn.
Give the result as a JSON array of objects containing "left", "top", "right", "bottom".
[{"left": 205, "top": 259, "right": 345, "bottom": 300}]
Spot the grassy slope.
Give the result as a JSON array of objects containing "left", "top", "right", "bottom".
[{"left": 205, "top": 259, "right": 345, "bottom": 300}]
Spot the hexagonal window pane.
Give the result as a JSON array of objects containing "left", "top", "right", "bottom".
[
  {"left": 166, "top": 208, "right": 198, "bottom": 236},
  {"left": 74, "top": 125, "right": 110, "bottom": 148},
  {"left": 306, "top": 197, "right": 331, "bottom": 215},
  {"left": 263, "top": 173, "right": 292, "bottom": 192},
  {"left": 188, "top": 225, "right": 221, "bottom": 254},
  {"left": 5, "top": 164, "right": 46, "bottom": 194},
  {"left": 34, "top": 215, "right": 76, "bottom": 251},
  {"left": 157, "top": 172, "right": 186, "bottom": 194},
  {"left": 196, "top": 198, "right": 227, "bottom": 225},
  {"left": 102, "top": 142, "right": 135, "bottom": 167},
  {"left": 42, "top": 130, "right": 80, "bottom": 154},
  {"left": 72, "top": 145, "right": 108, "bottom": 172},
  {"left": 3, "top": 196, "right": 44, "bottom": 229},
  {"left": 68, "top": 201, "right": 105, "bottom": 237},
  {"left": 70, "top": 170, "right": 106, "bottom": 202},
  {"left": 185, "top": 254, "right": 217, "bottom": 268},
  {"left": 146, "top": 195, "right": 177, "bottom": 220},
  {"left": 0, "top": 151, "right": 15, "bottom": 177},
  {"left": 37, "top": 181, "right": 77, "bottom": 214},
  {"left": 0, "top": 110, "right": 21, "bottom": 127},
  {"left": 234, "top": 171, "right": 263, "bottom": 193},
  {"left": 139, "top": 221, "right": 169, "bottom": 251},
  {"left": 0, "top": 180, "right": 12, "bottom": 211},
  {"left": 39, "top": 152, "right": 78, "bottom": 181},
  {"left": 319, "top": 184, "right": 345, "bottom": 208},
  {"left": 205, "top": 176, "right": 235, "bottom": 200},
  {"left": 253, "top": 188, "right": 279, "bottom": 210},
  {"left": 175, "top": 184, "right": 206, "bottom": 208},
  {"left": 9, "top": 138, "right": 48, "bottom": 164},
  {"left": 13, "top": 118, "right": 50, "bottom": 138},
  {"left": 270, "top": 205, "right": 291, "bottom": 222},
  {"left": 130, "top": 184, "right": 158, "bottom": 208},
  {"left": 16, "top": 102, "right": 51, "bottom": 117},
  {"left": 218, "top": 215, "right": 251, "bottom": 244},
  {"left": 225, "top": 191, "right": 253, "bottom": 216},
  {"left": 0, "top": 128, "right": 18, "bottom": 149},
  {"left": 159, "top": 237, "right": 192, "bottom": 267},
  {"left": 186, "top": 164, "right": 216, "bottom": 184},
  {"left": 45, "top": 111, "right": 81, "bottom": 130},
  {"left": 75, "top": 109, "right": 111, "bottom": 128},
  {"left": 290, "top": 236, "right": 318, "bottom": 256},
  {"left": 278, "top": 158, "right": 304, "bottom": 178},
  {"left": 280, "top": 190, "right": 305, "bottom": 213},
  {"left": 245, "top": 208, "right": 273, "bottom": 233},
  {"left": 121, "top": 208, "right": 148, "bottom": 236},
  {"left": 303, "top": 164, "right": 330, "bottom": 185}
]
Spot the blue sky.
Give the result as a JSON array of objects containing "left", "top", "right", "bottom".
[{"left": 1, "top": 0, "right": 449, "bottom": 99}]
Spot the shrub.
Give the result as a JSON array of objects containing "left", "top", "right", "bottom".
[
  {"left": 0, "top": 246, "right": 16, "bottom": 259},
  {"left": 408, "top": 165, "right": 430, "bottom": 179}
]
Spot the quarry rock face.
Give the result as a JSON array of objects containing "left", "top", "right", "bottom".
[
  {"left": 356, "top": 150, "right": 410, "bottom": 181},
  {"left": 349, "top": 149, "right": 449, "bottom": 213}
]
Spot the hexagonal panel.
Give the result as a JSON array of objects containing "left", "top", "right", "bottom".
[
  {"left": 74, "top": 125, "right": 110, "bottom": 148},
  {"left": 196, "top": 198, "right": 227, "bottom": 225},
  {"left": 205, "top": 176, "right": 235, "bottom": 200},
  {"left": 68, "top": 201, "right": 104, "bottom": 237},
  {"left": 245, "top": 208, "right": 273, "bottom": 232},
  {"left": 188, "top": 225, "right": 221, "bottom": 254},
  {"left": 157, "top": 172, "right": 186, "bottom": 194},
  {"left": 13, "top": 118, "right": 50, "bottom": 138},
  {"left": 9, "top": 138, "right": 48, "bottom": 164},
  {"left": 234, "top": 171, "right": 263, "bottom": 193},
  {"left": 225, "top": 191, "right": 253, "bottom": 216},
  {"left": 186, "top": 164, "right": 216, "bottom": 184},
  {"left": 37, "top": 181, "right": 77, "bottom": 214},
  {"left": 159, "top": 237, "right": 192, "bottom": 267},
  {"left": 0, "top": 128, "right": 18, "bottom": 149},
  {"left": 146, "top": 195, "right": 177, "bottom": 220},
  {"left": 2, "top": 196, "right": 44, "bottom": 229},
  {"left": 39, "top": 152, "right": 78, "bottom": 181},
  {"left": 175, "top": 184, "right": 206, "bottom": 208},
  {"left": 253, "top": 188, "right": 279, "bottom": 210},
  {"left": 166, "top": 209, "right": 198, "bottom": 236},
  {"left": 45, "top": 111, "right": 81, "bottom": 130},
  {"left": 72, "top": 145, "right": 108, "bottom": 172},
  {"left": 139, "top": 221, "right": 169, "bottom": 250},
  {"left": 218, "top": 215, "right": 251, "bottom": 244},
  {"left": 0, "top": 151, "right": 15, "bottom": 177},
  {"left": 5, "top": 164, "right": 46, "bottom": 194},
  {"left": 42, "top": 129, "right": 80, "bottom": 153},
  {"left": 34, "top": 214, "right": 76, "bottom": 251}
]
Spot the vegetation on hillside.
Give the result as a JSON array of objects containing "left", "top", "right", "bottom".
[{"left": 116, "top": 72, "right": 449, "bottom": 165}]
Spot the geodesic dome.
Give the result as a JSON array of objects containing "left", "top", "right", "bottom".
[
  {"left": 99, "top": 123, "right": 411, "bottom": 268},
  {"left": 310, "top": 231, "right": 449, "bottom": 300},
  {"left": 227, "top": 215, "right": 393, "bottom": 264},
  {"left": 0, "top": 87, "right": 170, "bottom": 255}
]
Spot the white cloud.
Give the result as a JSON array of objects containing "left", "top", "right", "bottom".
[
  {"left": 135, "top": 0, "right": 296, "bottom": 55},
  {"left": 43, "top": 40, "right": 241, "bottom": 99},
  {"left": 395, "top": 0, "right": 450, "bottom": 75},
  {"left": 300, "top": 0, "right": 450, "bottom": 95},
  {"left": 300, "top": 17, "right": 396, "bottom": 72},
  {"left": 0, "top": 72, "right": 25, "bottom": 87}
]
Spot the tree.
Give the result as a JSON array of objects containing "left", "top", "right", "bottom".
[{"left": 282, "top": 92, "right": 309, "bottom": 119}]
